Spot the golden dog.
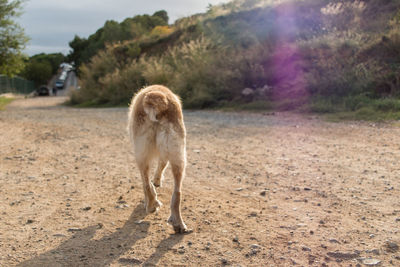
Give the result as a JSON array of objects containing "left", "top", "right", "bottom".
[{"left": 127, "top": 85, "right": 189, "bottom": 233}]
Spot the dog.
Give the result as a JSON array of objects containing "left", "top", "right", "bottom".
[{"left": 127, "top": 85, "right": 190, "bottom": 233}]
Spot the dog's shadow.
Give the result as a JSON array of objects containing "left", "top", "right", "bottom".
[{"left": 18, "top": 204, "right": 183, "bottom": 266}]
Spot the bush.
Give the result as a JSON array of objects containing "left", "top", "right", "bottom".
[{"left": 76, "top": 49, "right": 119, "bottom": 104}]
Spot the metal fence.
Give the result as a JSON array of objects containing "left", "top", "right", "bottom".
[{"left": 0, "top": 75, "right": 36, "bottom": 95}]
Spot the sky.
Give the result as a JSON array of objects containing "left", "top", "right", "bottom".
[{"left": 19, "top": 0, "right": 231, "bottom": 56}]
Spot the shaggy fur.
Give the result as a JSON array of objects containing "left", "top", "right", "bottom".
[{"left": 127, "top": 85, "right": 189, "bottom": 233}]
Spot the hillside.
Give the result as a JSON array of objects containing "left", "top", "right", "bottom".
[{"left": 69, "top": 0, "right": 400, "bottom": 117}]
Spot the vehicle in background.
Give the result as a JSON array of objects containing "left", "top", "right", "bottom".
[
  {"left": 59, "top": 71, "right": 67, "bottom": 81},
  {"left": 55, "top": 70, "right": 68, "bottom": 90},
  {"left": 55, "top": 62, "right": 73, "bottom": 90},
  {"left": 55, "top": 79, "right": 64, "bottom": 89},
  {"left": 60, "top": 63, "right": 73, "bottom": 72},
  {"left": 36, "top": 85, "right": 50, "bottom": 96}
]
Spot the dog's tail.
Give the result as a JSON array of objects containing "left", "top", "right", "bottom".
[
  {"left": 143, "top": 91, "right": 169, "bottom": 122},
  {"left": 127, "top": 94, "right": 137, "bottom": 144}
]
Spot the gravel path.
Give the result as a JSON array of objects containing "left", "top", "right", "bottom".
[{"left": 1, "top": 96, "right": 400, "bottom": 266}]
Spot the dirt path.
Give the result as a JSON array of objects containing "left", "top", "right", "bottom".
[{"left": 1, "top": 96, "right": 400, "bottom": 266}]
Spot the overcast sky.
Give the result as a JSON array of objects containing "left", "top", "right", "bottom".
[{"left": 19, "top": 0, "right": 230, "bottom": 56}]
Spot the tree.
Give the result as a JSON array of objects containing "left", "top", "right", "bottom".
[
  {"left": 0, "top": 0, "right": 29, "bottom": 76},
  {"left": 153, "top": 10, "right": 169, "bottom": 25},
  {"left": 20, "top": 53, "right": 67, "bottom": 86},
  {"left": 22, "top": 60, "right": 52, "bottom": 86},
  {"left": 68, "top": 11, "right": 170, "bottom": 72},
  {"left": 29, "top": 53, "right": 66, "bottom": 74},
  {"left": 68, "top": 35, "right": 89, "bottom": 73}
]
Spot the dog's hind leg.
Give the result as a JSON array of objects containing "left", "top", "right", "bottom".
[
  {"left": 168, "top": 157, "right": 190, "bottom": 234},
  {"left": 153, "top": 158, "right": 168, "bottom": 187},
  {"left": 137, "top": 159, "right": 162, "bottom": 213}
]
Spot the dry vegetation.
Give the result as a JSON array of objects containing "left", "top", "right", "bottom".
[{"left": 68, "top": 0, "right": 400, "bottom": 120}]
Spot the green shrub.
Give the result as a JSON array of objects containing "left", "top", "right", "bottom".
[
  {"left": 343, "top": 95, "right": 371, "bottom": 111},
  {"left": 373, "top": 98, "right": 400, "bottom": 112},
  {"left": 309, "top": 98, "right": 338, "bottom": 113}
]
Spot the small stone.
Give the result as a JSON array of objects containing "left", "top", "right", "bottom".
[
  {"left": 395, "top": 218, "right": 400, "bottom": 222},
  {"left": 220, "top": 258, "right": 228, "bottom": 265},
  {"left": 260, "top": 190, "right": 267, "bottom": 196},
  {"left": 302, "top": 246, "right": 311, "bottom": 252},
  {"left": 361, "top": 258, "right": 381, "bottom": 266},
  {"left": 236, "top": 188, "right": 243, "bottom": 192},
  {"left": 304, "top": 187, "right": 312, "bottom": 191},
  {"left": 53, "top": 234, "right": 66, "bottom": 237},
  {"left": 327, "top": 251, "right": 360, "bottom": 260},
  {"left": 68, "top": 227, "right": 82, "bottom": 232},
  {"left": 118, "top": 258, "right": 142, "bottom": 265},
  {"left": 250, "top": 244, "right": 262, "bottom": 255},
  {"left": 177, "top": 246, "right": 185, "bottom": 254},
  {"left": 26, "top": 219, "right": 34, "bottom": 224},
  {"left": 329, "top": 239, "right": 340, "bottom": 244},
  {"left": 81, "top": 206, "right": 91, "bottom": 211},
  {"left": 250, "top": 244, "right": 261, "bottom": 250},
  {"left": 385, "top": 241, "right": 399, "bottom": 253},
  {"left": 366, "top": 249, "right": 380, "bottom": 255},
  {"left": 249, "top": 212, "right": 257, "bottom": 217},
  {"left": 233, "top": 236, "right": 239, "bottom": 243}
]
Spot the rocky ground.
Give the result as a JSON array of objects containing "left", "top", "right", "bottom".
[{"left": 0, "top": 96, "right": 400, "bottom": 266}]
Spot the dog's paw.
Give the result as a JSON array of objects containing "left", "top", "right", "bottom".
[
  {"left": 167, "top": 216, "right": 192, "bottom": 234},
  {"left": 146, "top": 199, "right": 162, "bottom": 213},
  {"left": 173, "top": 225, "right": 193, "bottom": 234},
  {"left": 153, "top": 175, "right": 164, "bottom": 188}
]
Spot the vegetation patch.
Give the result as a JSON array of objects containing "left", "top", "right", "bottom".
[
  {"left": 0, "top": 97, "right": 14, "bottom": 110},
  {"left": 314, "top": 97, "right": 400, "bottom": 121},
  {"left": 56, "top": 0, "right": 400, "bottom": 121}
]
